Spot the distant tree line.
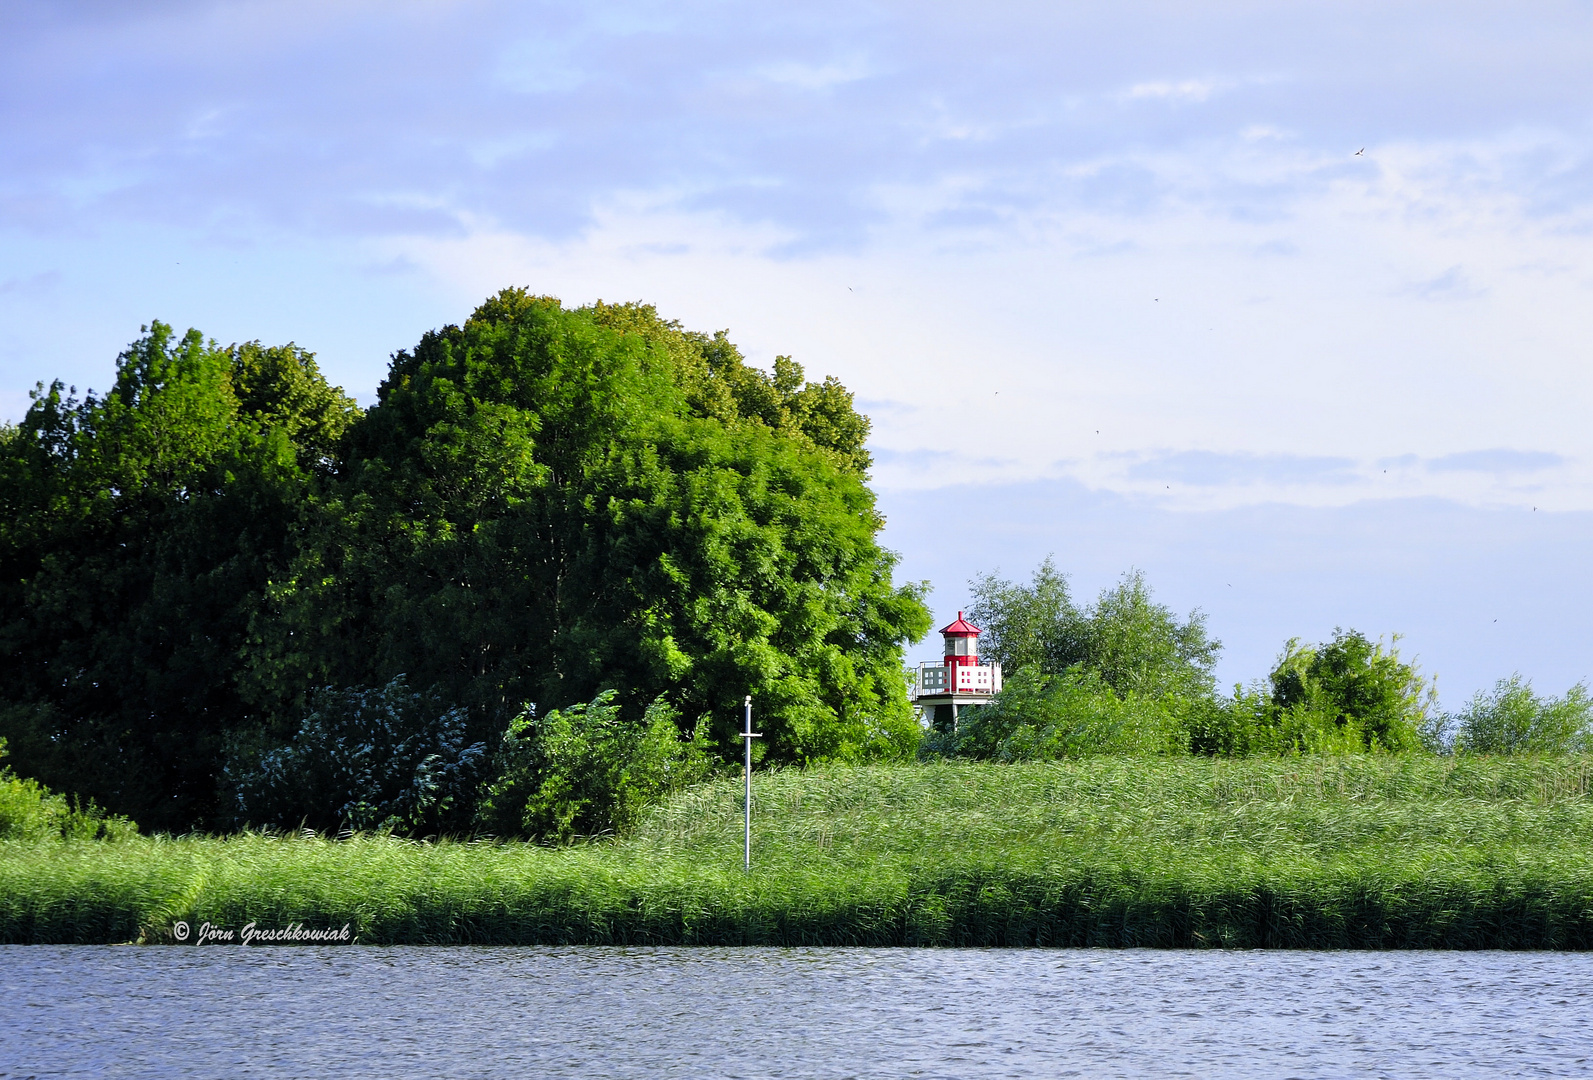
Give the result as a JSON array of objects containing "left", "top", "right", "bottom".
[{"left": 928, "top": 557, "right": 1592, "bottom": 762}]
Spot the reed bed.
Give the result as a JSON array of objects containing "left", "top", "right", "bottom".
[{"left": 5, "top": 756, "right": 1593, "bottom": 948}]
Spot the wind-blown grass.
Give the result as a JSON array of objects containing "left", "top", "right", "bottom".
[{"left": 5, "top": 756, "right": 1593, "bottom": 947}]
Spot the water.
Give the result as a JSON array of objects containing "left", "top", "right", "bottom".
[{"left": 3, "top": 946, "right": 1590, "bottom": 1078}]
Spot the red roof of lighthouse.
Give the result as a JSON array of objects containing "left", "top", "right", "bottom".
[{"left": 940, "top": 611, "right": 980, "bottom": 636}]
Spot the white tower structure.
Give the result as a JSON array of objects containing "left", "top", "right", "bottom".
[{"left": 910, "top": 611, "right": 1003, "bottom": 730}]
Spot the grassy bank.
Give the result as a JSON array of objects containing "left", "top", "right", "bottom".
[{"left": 6, "top": 756, "right": 1593, "bottom": 948}]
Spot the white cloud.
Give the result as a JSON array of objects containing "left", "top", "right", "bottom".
[
  {"left": 1124, "top": 78, "right": 1219, "bottom": 103},
  {"left": 754, "top": 55, "right": 873, "bottom": 92}
]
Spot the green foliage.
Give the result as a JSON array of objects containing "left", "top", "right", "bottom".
[
  {"left": 2, "top": 298, "right": 925, "bottom": 829},
  {"left": 965, "top": 558, "right": 1078, "bottom": 675},
  {"left": 968, "top": 559, "right": 1219, "bottom": 699},
  {"left": 251, "top": 291, "right": 928, "bottom": 765},
  {"left": 0, "top": 323, "right": 357, "bottom": 828},
  {"left": 1269, "top": 630, "right": 1431, "bottom": 752},
  {"left": 228, "top": 340, "right": 362, "bottom": 472},
  {"left": 1453, "top": 675, "right": 1593, "bottom": 756},
  {"left": 0, "top": 740, "right": 136, "bottom": 842},
  {"left": 1086, "top": 572, "right": 1221, "bottom": 697},
  {"left": 1185, "top": 685, "right": 1377, "bottom": 756},
  {"left": 225, "top": 676, "right": 488, "bottom": 835},
  {"left": 922, "top": 666, "right": 1189, "bottom": 760},
  {"left": 946, "top": 559, "right": 1222, "bottom": 760},
  {"left": 944, "top": 593, "right": 1436, "bottom": 759},
  {"left": 475, "top": 690, "right": 711, "bottom": 842},
  {"left": 1180, "top": 629, "right": 1434, "bottom": 757}
]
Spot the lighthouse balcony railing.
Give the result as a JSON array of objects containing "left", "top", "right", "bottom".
[{"left": 911, "top": 661, "right": 1003, "bottom": 700}]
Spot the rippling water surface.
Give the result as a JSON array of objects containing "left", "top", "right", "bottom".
[{"left": 3, "top": 946, "right": 1591, "bottom": 1078}]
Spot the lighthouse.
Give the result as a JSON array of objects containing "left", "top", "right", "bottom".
[{"left": 910, "top": 611, "right": 1004, "bottom": 730}]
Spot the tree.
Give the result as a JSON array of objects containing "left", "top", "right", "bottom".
[
  {"left": 2, "top": 297, "right": 927, "bottom": 828},
  {"left": 1082, "top": 571, "right": 1220, "bottom": 698},
  {"left": 243, "top": 291, "right": 930, "bottom": 765},
  {"left": 966, "top": 559, "right": 1219, "bottom": 698},
  {"left": 0, "top": 324, "right": 357, "bottom": 828},
  {"left": 965, "top": 557, "right": 1080, "bottom": 675},
  {"left": 1452, "top": 675, "right": 1592, "bottom": 755},
  {"left": 1268, "top": 629, "right": 1431, "bottom": 752}
]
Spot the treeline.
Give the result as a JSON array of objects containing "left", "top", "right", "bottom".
[
  {"left": 4, "top": 292, "right": 1587, "bottom": 842},
  {"left": 932, "top": 558, "right": 1592, "bottom": 762},
  {"left": 0, "top": 291, "right": 930, "bottom": 832}
]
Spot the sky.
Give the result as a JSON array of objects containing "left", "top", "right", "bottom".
[{"left": 3, "top": 0, "right": 1592, "bottom": 705}]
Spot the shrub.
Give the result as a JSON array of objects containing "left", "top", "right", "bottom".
[
  {"left": 921, "top": 666, "right": 1188, "bottom": 761},
  {"left": 1453, "top": 675, "right": 1593, "bottom": 755},
  {"left": 475, "top": 691, "right": 711, "bottom": 842},
  {"left": 0, "top": 739, "right": 137, "bottom": 841},
  {"left": 1185, "top": 687, "right": 1373, "bottom": 756},
  {"left": 1268, "top": 630, "right": 1431, "bottom": 752},
  {"left": 225, "top": 676, "right": 487, "bottom": 835}
]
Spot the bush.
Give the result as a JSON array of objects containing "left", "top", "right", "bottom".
[
  {"left": 0, "top": 739, "right": 137, "bottom": 841},
  {"left": 1268, "top": 630, "right": 1430, "bottom": 752},
  {"left": 1453, "top": 675, "right": 1593, "bottom": 755},
  {"left": 921, "top": 666, "right": 1189, "bottom": 761},
  {"left": 226, "top": 676, "right": 487, "bottom": 834},
  {"left": 1184, "top": 686, "right": 1377, "bottom": 756},
  {"left": 475, "top": 691, "right": 711, "bottom": 842}
]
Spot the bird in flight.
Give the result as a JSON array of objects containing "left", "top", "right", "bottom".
[{"left": 1354, "top": 148, "right": 1365, "bottom": 156}]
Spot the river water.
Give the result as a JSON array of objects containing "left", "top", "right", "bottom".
[{"left": 2, "top": 946, "right": 1590, "bottom": 1078}]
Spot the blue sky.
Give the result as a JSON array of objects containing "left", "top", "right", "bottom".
[{"left": 4, "top": 1, "right": 1592, "bottom": 703}]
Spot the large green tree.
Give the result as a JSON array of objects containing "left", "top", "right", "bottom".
[
  {"left": 2, "top": 295, "right": 928, "bottom": 828},
  {"left": 244, "top": 291, "right": 928, "bottom": 764},
  {"left": 0, "top": 325, "right": 356, "bottom": 828}
]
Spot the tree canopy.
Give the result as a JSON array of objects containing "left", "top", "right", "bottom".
[
  {"left": 967, "top": 557, "right": 1220, "bottom": 699},
  {"left": 0, "top": 293, "right": 929, "bottom": 829},
  {"left": 0, "top": 325, "right": 357, "bottom": 828},
  {"left": 1268, "top": 629, "right": 1432, "bottom": 752}
]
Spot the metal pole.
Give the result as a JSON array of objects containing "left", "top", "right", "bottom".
[{"left": 741, "top": 695, "right": 759, "bottom": 871}]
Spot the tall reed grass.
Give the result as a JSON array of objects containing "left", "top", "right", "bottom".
[{"left": 6, "top": 756, "right": 1593, "bottom": 948}]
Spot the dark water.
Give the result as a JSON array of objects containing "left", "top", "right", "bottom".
[{"left": 3, "top": 946, "right": 1590, "bottom": 1078}]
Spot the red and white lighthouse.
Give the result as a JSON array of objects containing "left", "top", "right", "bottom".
[{"left": 911, "top": 611, "right": 1003, "bottom": 729}]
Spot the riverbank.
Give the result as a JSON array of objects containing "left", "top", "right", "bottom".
[{"left": 5, "top": 756, "right": 1593, "bottom": 947}]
